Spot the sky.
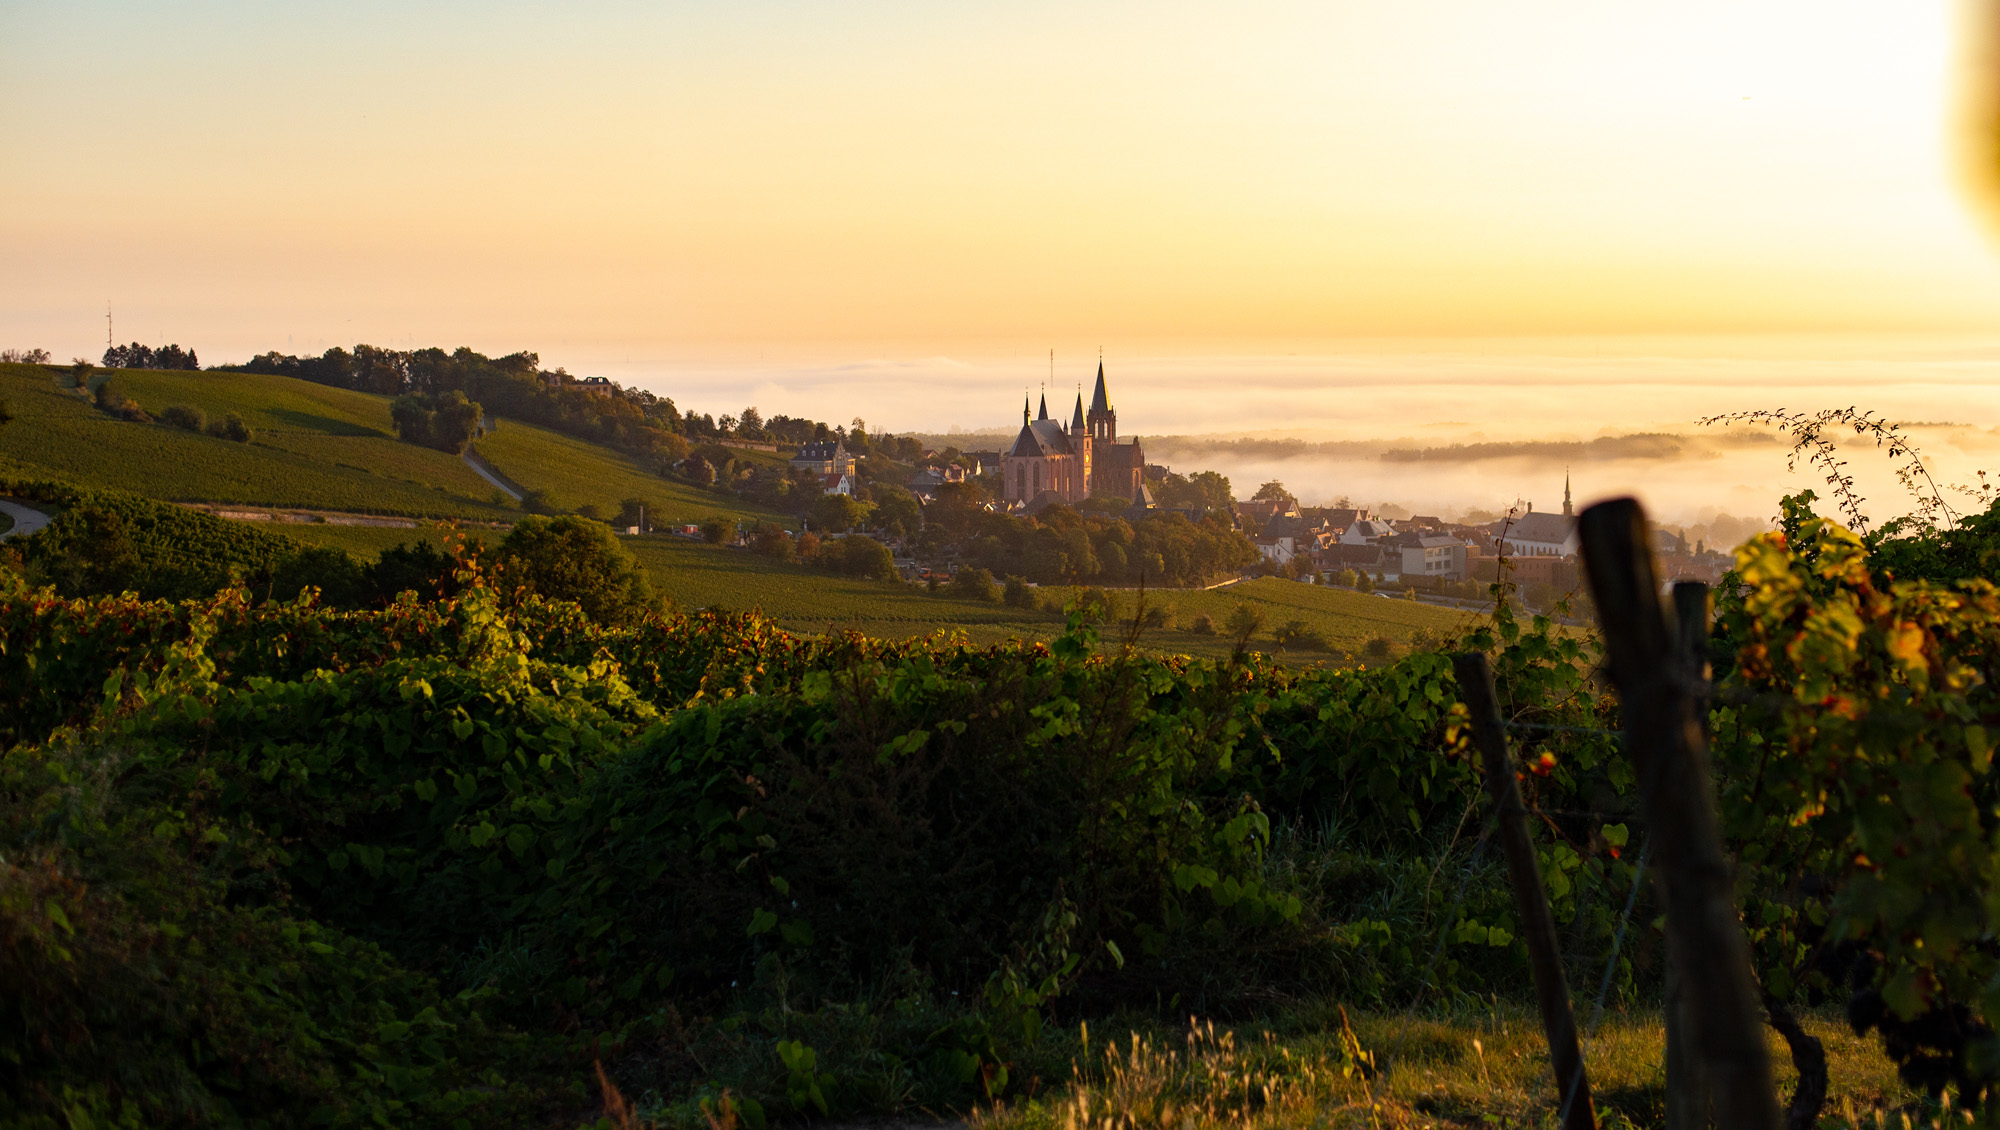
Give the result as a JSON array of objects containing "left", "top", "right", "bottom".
[{"left": 7, "top": 1, "right": 2000, "bottom": 520}]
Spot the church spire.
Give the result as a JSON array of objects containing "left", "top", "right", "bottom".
[
  {"left": 1071, "top": 389, "right": 1086, "bottom": 433},
  {"left": 1563, "top": 470, "right": 1572, "bottom": 517},
  {"left": 1089, "top": 359, "right": 1109, "bottom": 412},
  {"left": 1037, "top": 389, "right": 1049, "bottom": 421},
  {"left": 1022, "top": 391, "right": 1030, "bottom": 427}
]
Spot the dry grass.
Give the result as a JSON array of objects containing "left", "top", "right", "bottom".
[{"left": 972, "top": 1006, "right": 1955, "bottom": 1130}]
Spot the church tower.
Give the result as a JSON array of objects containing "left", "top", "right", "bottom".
[
  {"left": 1087, "top": 360, "right": 1115, "bottom": 442},
  {"left": 1563, "top": 470, "right": 1573, "bottom": 517}
]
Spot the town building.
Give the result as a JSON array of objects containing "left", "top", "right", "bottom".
[
  {"left": 1493, "top": 477, "right": 1579, "bottom": 557},
  {"left": 1340, "top": 518, "right": 1398, "bottom": 545},
  {"left": 1397, "top": 534, "right": 1468, "bottom": 580},
  {"left": 1002, "top": 361, "right": 1147, "bottom": 506},
  {"left": 790, "top": 440, "right": 856, "bottom": 478}
]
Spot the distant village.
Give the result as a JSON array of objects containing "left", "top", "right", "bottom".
[{"left": 734, "top": 361, "right": 1738, "bottom": 598}]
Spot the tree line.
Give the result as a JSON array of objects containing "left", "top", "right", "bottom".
[{"left": 103, "top": 342, "right": 199, "bottom": 370}]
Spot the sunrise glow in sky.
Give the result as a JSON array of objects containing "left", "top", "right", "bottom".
[{"left": 6, "top": 0, "right": 2000, "bottom": 366}]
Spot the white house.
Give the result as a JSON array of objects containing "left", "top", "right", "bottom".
[
  {"left": 1339, "top": 519, "right": 1397, "bottom": 545},
  {"left": 822, "top": 472, "right": 854, "bottom": 496}
]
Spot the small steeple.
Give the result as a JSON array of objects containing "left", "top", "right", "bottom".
[
  {"left": 1022, "top": 391, "right": 1030, "bottom": 427},
  {"left": 1071, "top": 390, "right": 1086, "bottom": 433},
  {"left": 1037, "top": 389, "right": 1049, "bottom": 421},
  {"left": 1090, "top": 359, "right": 1109, "bottom": 412},
  {"left": 1563, "top": 470, "right": 1572, "bottom": 517}
]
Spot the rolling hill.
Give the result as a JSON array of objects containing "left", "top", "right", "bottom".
[
  {"left": 0, "top": 362, "right": 788, "bottom": 531},
  {"left": 0, "top": 360, "right": 1473, "bottom": 659}
]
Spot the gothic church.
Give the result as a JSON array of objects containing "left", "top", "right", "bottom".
[{"left": 1002, "top": 362, "right": 1145, "bottom": 507}]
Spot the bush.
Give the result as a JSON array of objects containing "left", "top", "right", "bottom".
[
  {"left": 1141, "top": 600, "right": 1173, "bottom": 629},
  {"left": 389, "top": 390, "right": 482, "bottom": 454},
  {"left": 949, "top": 566, "right": 999, "bottom": 603},
  {"left": 751, "top": 522, "right": 796, "bottom": 561},
  {"left": 574, "top": 502, "right": 603, "bottom": 522},
  {"left": 265, "top": 546, "right": 372, "bottom": 608},
  {"left": 205, "top": 412, "right": 251, "bottom": 442},
  {"left": 830, "top": 534, "right": 897, "bottom": 580},
  {"left": 1003, "top": 575, "right": 1033, "bottom": 607},
  {"left": 1188, "top": 613, "right": 1216, "bottom": 635},
  {"left": 1272, "top": 619, "right": 1328, "bottom": 652},
  {"left": 519, "top": 488, "right": 557, "bottom": 515},
  {"left": 700, "top": 516, "right": 731, "bottom": 544},
  {"left": 492, "top": 514, "right": 657, "bottom": 625},
  {"left": 1362, "top": 636, "right": 1394, "bottom": 659},
  {"left": 1225, "top": 602, "right": 1265, "bottom": 644},
  {"left": 161, "top": 403, "right": 206, "bottom": 432}
]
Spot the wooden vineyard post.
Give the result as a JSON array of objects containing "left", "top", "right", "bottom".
[
  {"left": 1453, "top": 652, "right": 1597, "bottom": 1130},
  {"left": 1664, "top": 581, "right": 1712, "bottom": 1130},
  {"left": 1578, "top": 499, "right": 1779, "bottom": 1130}
]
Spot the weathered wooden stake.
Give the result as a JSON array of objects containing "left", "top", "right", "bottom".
[
  {"left": 1453, "top": 652, "right": 1597, "bottom": 1130},
  {"left": 1579, "top": 499, "right": 1780, "bottom": 1130},
  {"left": 1664, "top": 581, "right": 1712, "bottom": 1130}
]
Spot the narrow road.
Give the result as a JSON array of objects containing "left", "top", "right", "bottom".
[
  {"left": 461, "top": 448, "right": 522, "bottom": 502},
  {"left": 0, "top": 498, "right": 51, "bottom": 540}
]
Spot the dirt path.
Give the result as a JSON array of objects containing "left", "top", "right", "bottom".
[
  {"left": 0, "top": 498, "right": 51, "bottom": 540},
  {"left": 461, "top": 447, "right": 523, "bottom": 502}
]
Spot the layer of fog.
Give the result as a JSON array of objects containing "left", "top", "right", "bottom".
[{"left": 615, "top": 335, "right": 2000, "bottom": 534}]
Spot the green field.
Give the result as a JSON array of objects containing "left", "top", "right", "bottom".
[
  {"left": 622, "top": 539, "right": 1471, "bottom": 660},
  {"left": 0, "top": 364, "right": 512, "bottom": 519},
  {"left": 472, "top": 424, "right": 789, "bottom": 530}
]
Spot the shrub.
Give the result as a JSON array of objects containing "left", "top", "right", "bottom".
[
  {"left": 205, "top": 412, "right": 251, "bottom": 442},
  {"left": 700, "top": 516, "right": 731, "bottom": 544},
  {"left": 575, "top": 502, "right": 603, "bottom": 522},
  {"left": 389, "top": 390, "right": 482, "bottom": 454},
  {"left": 1362, "top": 636, "right": 1393, "bottom": 659},
  {"left": 1003, "top": 575, "right": 1033, "bottom": 607},
  {"left": 751, "top": 522, "right": 796, "bottom": 562},
  {"left": 831, "top": 534, "right": 897, "bottom": 580},
  {"left": 1272, "top": 619, "right": 1328, "bottom": 652},
  {"left": 1188, "top": 613, "right": 1216, "bottom": 635},
  {"left": 1140, "top": 600, "right": 1173, "bottom": 629},
  {"left": 519, "top": 488, "right": 557, "bottom": 515},
  {"left": 265, "top": 546, "right": 371, "bottom": 608},
  {"left": 492, "top": 514, "right": 657, "bottom": 625},
  {"left": 949, "top": 566, "right": 999, "bottom": 603},
  {"left": 1225, "top": 602, "right": 1265, "bottom": 644},
  {"left": 1076, "top": 586, "right": 1117, "bottom": 622},
  {"left": 161, "top": 403, "right": 206, "bottom": 432}
]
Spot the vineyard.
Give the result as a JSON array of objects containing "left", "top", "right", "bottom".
[
  {"left": 7, "top": 487, "right": 1999, "bottom": 1126},
  {"left": 471, "top": 423, "right": 789, "bottom": 531},
  {"left": 0, "top": 363, "right": 512, "bottom": 519}
]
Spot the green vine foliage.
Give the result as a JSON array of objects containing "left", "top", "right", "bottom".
[
  {"left": 1715, "top": 495, "right": 2000, "bottom": 1103},
  {"left": 0, "top": 554, "right": 1632, "bottom": 1124}
]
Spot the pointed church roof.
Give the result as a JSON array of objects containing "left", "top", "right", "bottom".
[
  {"left": 1070, "top": 393, "right": 1086, "bottom": 431},
  {"left": 1090, "top": 361, "right": 1110, "bottom": 412},
  {"left": 1009, "top": 419, "right": 1074, "bottom": 458},
  {"left": 1037, "top": 393, "right": 1049, "bottom": 421}
]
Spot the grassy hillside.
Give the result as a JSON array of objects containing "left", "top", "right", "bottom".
[
  {"left": 0, "top": 363, "right": 786, "bottom": 532},
  {"left": 0, "top": 364, "right": 512, "bottom": 519},
  {"left": 472, "top": 424, "right": 789, "bottom": 530}
]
